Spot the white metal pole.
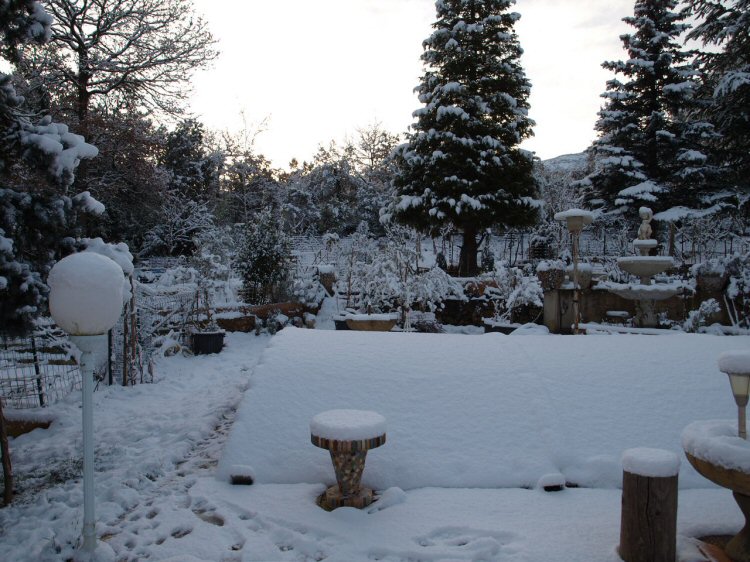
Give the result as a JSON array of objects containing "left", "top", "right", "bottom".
[{"left": 71, "top": 334, "right": 104, "bottom": 553}]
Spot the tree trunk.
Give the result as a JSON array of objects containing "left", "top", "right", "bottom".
[{"left": 459, "top": 228, "right": 479, "bottom": 277}]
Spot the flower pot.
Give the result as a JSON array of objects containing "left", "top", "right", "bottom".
[
  {"left": 537, "top": 268, "right": 565, "bottom": 291},
  {"left": 191, "top": 331, "right": 225, "bottom": 355},
  {"left": 345, "top": 314, "right": 398, "bottom": 332},
  {"left": 696, "top": 272, "right": 727, "bottom": 293}
]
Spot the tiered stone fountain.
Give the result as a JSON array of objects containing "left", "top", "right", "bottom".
[{"left": 605, "top": 208, "right": 681, "bottom": 328}]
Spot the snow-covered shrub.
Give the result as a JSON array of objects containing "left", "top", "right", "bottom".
[
  {"left": 293, "top": 266, "right": 326, "bottom": 308},
  {"left": 321, "top": 232, "right": 341, "bottom": 263},
  {"left": 140, "top": 193, "right": 216, "bottom": 257},
  {"left": 407, "top": 267, "right": 465, "bottom": 313},
  {"left": 683, "top": 298, "right": 721, "bottom": 333},
  {"left": 725, "top": 253, "right": 750, "bottom": 328},
  {"left": 237, "top": 209, "right": 292, "bottom": 305},
  {"left": 192, "top": 227, "right": 240, "bottom": 305},
  {"left": 487, "top": 262, "right": 544, "bottom": 323},
  {"left": 353, "top": 248, "right": 404, "bottom": 312},
  {"left": 691, "top": 257, "right": 727, "bottom": 277},
  {"left": 154, "top": 265, "right": 200, "bottom": 291},
  {"left": 480, "top": 243, "right": 495, "bottom": 273}
]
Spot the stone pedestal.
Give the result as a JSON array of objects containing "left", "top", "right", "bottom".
[{"left": 311, "top": 431, "right": 386, "bottom": 511}]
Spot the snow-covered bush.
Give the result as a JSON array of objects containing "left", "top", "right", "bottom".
[
  {"left": 407, "top": 266, "right": 465, "bottom": 312},
  {"left": 683, "top": 298, "right": 721, "bottom": 333},
  {"left": 192, "top": 227, "right": 240, "bottom": 305},
  {"left": 237, "top": 209, "right": 292, "bottom": 305},
  {"left": 725, "top": 253, "right": 750, "bottom": 328},
  {"left": 293, "top": 267, "right": 326, "bottom": 308},
  {"left": 140, "top": 193, "right": 216, "bottom": 257},
  {"left": 486, "top": 262, "right": 544, "bottom": 323}
]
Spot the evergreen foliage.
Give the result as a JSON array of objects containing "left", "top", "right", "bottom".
[
  {"left": 584, "top": 0, "right": 721, "bottom": 219},
  {"left": 160, "top": 119, "right": 223, "bottom": 202},
  {"left": 389, "top": 0, "right": 538, "bottom": 276},
  {"left": 0, "top": 1, "right": 99, "bottom": 334},
  {"left": 237, "top": 210, "right": 292, "bottom": 305},
  {"left": 687, "top": 0, "right": 750, "bottom": 191}
]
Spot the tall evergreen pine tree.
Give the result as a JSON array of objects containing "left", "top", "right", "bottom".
[
  {"left": 687, "top": 0, "right": 750, "bottom": 193},
  {"left": 584, "top": 0, "right": 719, "bottom": 219},
  {"left": 389, "top": 0, "right": 537, "bottom": 276}
]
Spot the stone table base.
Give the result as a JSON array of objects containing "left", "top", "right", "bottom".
[{"left": 318, "top": 485, "right": 375, "bottom": 511}]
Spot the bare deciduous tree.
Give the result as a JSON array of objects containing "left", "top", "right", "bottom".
[{"left": 39, "top": 0, "right": 218, "bottom": 122}]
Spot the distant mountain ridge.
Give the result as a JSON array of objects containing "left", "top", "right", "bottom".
[{"left": 541, "top": 152, "right": 590, "bottom": 175}]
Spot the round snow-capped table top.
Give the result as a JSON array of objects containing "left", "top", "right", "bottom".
[
  {"left": 719, "top": 351, "right": 750, "bottom": 376},
  {"left": 310, "top": 409, "right": 386, "bottom": 451},
  {"left": 622, "top": 447, "right": 680, "bottom": 478},
  {"left": 554, "top": 208, "right": 594, "bottom": 222}
]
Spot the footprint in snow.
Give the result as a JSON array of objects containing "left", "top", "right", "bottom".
[
  {"left": 412, "top": 526, "right": 518, "bottom": 560},
  {"left": 170, "top": 525, "right": 193, "bottom": 539}
]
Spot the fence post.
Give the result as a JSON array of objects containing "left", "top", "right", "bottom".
[
  {"left": 107, "top": 329, "right": 113, "bottom": 386},
  {"left": 30, "top": 336, "right": 45, "bottom": 407},
  {"left": 122, "top": 300, "right": 129, "bottom": 387},
  {"left": 619, "top": 448, "right": 679, "bottom": 562},
  {"left": 0, "top": 396, "right": 12, "bottom": 505}
]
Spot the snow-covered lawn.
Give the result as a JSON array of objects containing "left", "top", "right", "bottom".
[{"left": 1, "top": 329, "right": 748, "bottom": 561}]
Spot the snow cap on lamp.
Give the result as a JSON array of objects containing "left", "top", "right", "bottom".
[{"left": 48, "top": 252, "right": 124, "bottom": 335}]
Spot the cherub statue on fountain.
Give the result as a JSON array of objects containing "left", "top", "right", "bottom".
[{"left": 637, "top": 207, "right": 653, "bottom": 241}]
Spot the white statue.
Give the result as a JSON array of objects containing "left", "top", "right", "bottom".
[{"left": 637, "top": 207, "right": 653, "bottom": 240}]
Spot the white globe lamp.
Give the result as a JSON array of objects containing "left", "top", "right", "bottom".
[{"left": 48, "top": 252, "right": 124, "bottom": 557}]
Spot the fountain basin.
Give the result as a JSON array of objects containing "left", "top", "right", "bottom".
[
  {"left": 617, "top": 256, "right": 674, "bottom": 281},
  {"left": 599, "top": 281, "right": 682, "bottom": 302}
]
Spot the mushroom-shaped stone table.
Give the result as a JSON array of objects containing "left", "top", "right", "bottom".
[{"left": 310, "top": 409, "right": 386, "bottom": 510}]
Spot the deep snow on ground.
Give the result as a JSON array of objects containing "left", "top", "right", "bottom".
[
  {"left": 0, "top": 328, "right": 748, "bottom": 561},
  {"left": 220, "top": 329, "right": 747, "bottom": 490}
]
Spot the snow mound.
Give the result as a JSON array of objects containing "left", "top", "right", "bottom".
[{"left": 219, "top": 328, "right": 748, "bottom": 490}]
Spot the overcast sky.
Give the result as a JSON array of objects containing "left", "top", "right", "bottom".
[{"left": 190, "top": 0, "right": 635, "bottom": 168}]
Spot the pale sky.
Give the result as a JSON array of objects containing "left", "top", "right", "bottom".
[{"left": 190, "top": 0, "right": 635, "bottom": 169}]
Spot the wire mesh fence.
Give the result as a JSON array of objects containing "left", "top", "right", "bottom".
[{"left": 0, "top": 330, "right": 81, "bottom": 409}]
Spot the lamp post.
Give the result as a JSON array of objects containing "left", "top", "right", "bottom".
[
  {"left": 554, "top": 209, "right": 594, "bottom": 334},
  {"left": 719, "top": 351, "right": 750, "bottom": 440},
  {"left": 48, "top": 252, "right": 124, "bottom": 557}
]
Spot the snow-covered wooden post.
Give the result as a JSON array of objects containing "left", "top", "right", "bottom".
[
  {"left": 49, "top": 252, "right": 124, "bottom": 559},
  {"left": 310, "top": 409, "right": 386, "bottom": 510},
  {"left": 619, "top": 448, "right": 680, "bottom": 562}
]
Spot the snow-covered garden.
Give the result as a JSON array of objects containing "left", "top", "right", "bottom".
[
  {"left": 3, "top": 326, "right": 750, "bottom": 561},
  {"left": 2, "top": 0, "right": 750, "bottom": 560}
]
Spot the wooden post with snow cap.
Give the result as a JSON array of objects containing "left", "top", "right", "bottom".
[{"left": 619, "top": 447, "right": 680, "bottom": 562}]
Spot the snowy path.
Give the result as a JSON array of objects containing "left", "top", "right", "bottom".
[{"left": 0, "top": 332, "right": 269, "bottom": 561}]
